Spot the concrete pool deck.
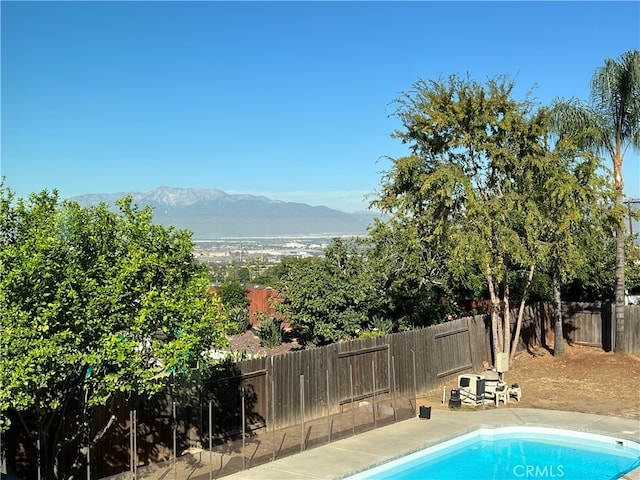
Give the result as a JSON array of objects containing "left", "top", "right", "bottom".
[
  {"left": 220, "top": 408, "right": 640, "bottom": 480},
  {"left": 103, "top": 408, "right": 640, "bottom": 479}
]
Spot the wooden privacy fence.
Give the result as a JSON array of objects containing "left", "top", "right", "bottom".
[
  {"left": 7, "top": 302, "right": 638, "bottom": 479},
  {"left": 193, "top": 314, "right": 489, "bottom": 438},
  {"left": 621, "top": 305, "right": 640, "bottom": 353},
  {"left": 75, "top": 315, "right": 492, "bottom": 478},
  {"left": 509, "top": 302, "right": 640, "bottom": 353},
  {"left": 561, "top": 303, "right": 640, "bottom": 353},
  {"left": 562, "top": 303, "right": 609, "bottom": 349}
]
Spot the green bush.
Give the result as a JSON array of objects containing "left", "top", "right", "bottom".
[
  {"left": 255, "top": 317, "right": 284, "bottom": 348},
  {"left": 370, "top": 316, "right": 394, "bottom": 334},
  {"left": 356, "top": 316, "right": 394, "bottom": 339},
  {"left": 219, "top": 280, "right": 250, "bottom": 310},
  {"left": 224, "top": 306, "right": 250, "bottom": 335}
]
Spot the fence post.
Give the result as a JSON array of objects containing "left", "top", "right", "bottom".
[
  {"left": 241, "top": 387, "right": 246, "bottom": 471},
  {"left": 36, "top": 436, "right": 41, "bottom": 480},
  {"left": 411, "top": 350, "right": 417, "bottom": 414},
  {"left": 129, "top": 410, "right": 137, "bottom": 479},
  {"left": 326, "top": 369, "right": 331, "bottom": 444},
  {"left": 86, "top": 420, "right": 91, "bottom": 480},
  {"left": 350, "top": 364, "right": 355, "bottom": 436},
  {"left": 197, "top": 362, "right": 203, "bottom": 453},
  {"left": 271, "top": 367, "right": 276, "bottom": 462},
  {"left": 299, "top": 374, "right": 305, "bottom": 453},
  {"left": 387, "top": 344, "right": 392, "bottom": 409},
  {"left": 372, "top": 360, "right": 377, "bottom": 428},
  {"left": 85, "top": 388, "right": 91, "bottom": 480},
  {"left": 0, "top": 409, "right": 3, "bottom": 476},
  {"left": 134, "top": 410, "right": 138, "bottom": 478},
  {"left": 391, "top": 356, "right": 397, "bottom": 423},
  {"left": 129, "top": 411, "right": 132, "bottom": 478},
  {"left": 209, "top": 399, "right": 213, "bottom": 480},
  {"left": 172, "top": 402, "right": 177, "bottom": 480}
]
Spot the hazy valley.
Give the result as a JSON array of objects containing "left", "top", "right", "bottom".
[{"left": 71, "top": 186, "right": 380, "bottom": 263}]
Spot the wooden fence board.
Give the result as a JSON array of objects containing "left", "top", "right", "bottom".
[
  {"left": 563, "top": 303, "right": 603, "bottom": 348},
  {"left": 625, "top": 306, "right": 640, "bottom": 353}
]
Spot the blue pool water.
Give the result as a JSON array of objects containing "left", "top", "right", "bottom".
[{"left": 345, "top": 427, "right": 640, "bottom": 480}]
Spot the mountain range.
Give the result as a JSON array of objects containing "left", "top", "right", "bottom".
[{"left": 70, "top": 187, "right": 379, "bottom": 239}]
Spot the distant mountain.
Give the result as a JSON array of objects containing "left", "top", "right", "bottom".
[{"left": 70, "top": 186, "right": 379, "bottom": 239}]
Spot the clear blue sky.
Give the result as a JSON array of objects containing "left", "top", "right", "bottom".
[{"left": 2, "top": 1, "right": 639, "bottom": 212}]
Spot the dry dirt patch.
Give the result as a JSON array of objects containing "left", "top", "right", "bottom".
[
  {"left": 420, "top": 344, "right": 640, "bottom": 419},
  {"left": 227, "top": 329, "right": 302, "bottom": 357}
]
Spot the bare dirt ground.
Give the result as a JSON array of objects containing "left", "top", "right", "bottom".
[
  {"left": 420, "top": 343, "right": 640, "bottom": 419},
  {"left": 227, "top": 329, "right": 302, "bottom": 357},
  {"left": 230, "top": 330, "right": 640, "bottom": 419}
]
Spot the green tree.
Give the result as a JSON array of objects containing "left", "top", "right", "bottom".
[
  {"left": 251, "top": 264, "right": 282, "bottom": 287},
  {"left": 561, "top": 233, "right": 615, "bottom": 302},
  {"left": 365, "top": 217, "right": 465, "bottom": 329},
  {"left": 218, "top": 279, "right": 250, "bottom": 310},
  {"left": 550, "top": 49, "right": 640, "bottom": 352},
  {"left": 375, "top": 74, "right": 563, "bottom": 362},
  {"left": 216, "top": 279, "right": 250, "bottom": 334},
  {"left": 627, "top": 239, "right": 640, "bottom": 297},
  {"left": 275, "top": 238, "right": 376, "bottom": 346},
  {"left": 0, "top": 188, "right": 226, "bottom": 479},
  {"left": 536, "top": 140, "right": 614, "bottom": 356}
]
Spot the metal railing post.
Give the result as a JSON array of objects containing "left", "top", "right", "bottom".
[
  {"left": 326, "top": 369, "right": 331, "bottom": 444},
  {"left": 372, "top": 359, "right": 377, "bottom": 428},
  {"left": 209, "top": 399, "right": 213, "bottom": 480},
  {"left": 172, "top": 402, "right": 177, "bottom": 480},
  {"left": 392, "top": 356, "right": 397, "bottom": 422},
  {"left": 241, "top": 387, "right": 246, "bottom": 471},
  {"left": 129, "top": 410, "right": 137, "bottom": 479},
  {"left": 350, "top": 364, "right": 355, "bottom": 436},
  {"left": 299, "top": 375, "right": 305, "bottom": 453},
  {"left": 271, "top": 371, "right": 276, "bottom": 462},
  {"left": 411, "top": 349, "right": 417, "bottom": 414}
]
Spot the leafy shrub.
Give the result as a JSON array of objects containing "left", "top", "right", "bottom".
[
  {"left": 255, "top": 317, "right": 284, "bottom": 348},
  {"left": 370, "top": 316, "right": 394, "bottom": 334},
  {"left": 224, "top": 306, "right": 250, "bottom": 335},
  {"left": 219, "top": 280, "right": 249, "bottom": 310},
  {"left": 356, "top": 317, "right": 394, "bottom": 339}
]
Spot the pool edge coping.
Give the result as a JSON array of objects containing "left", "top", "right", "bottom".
[
  {"left": 339, "top": 424, "right": 640, "bottom": 480},
  {"left": 328, "top": 409, "right": 639, "bottom": 480}
]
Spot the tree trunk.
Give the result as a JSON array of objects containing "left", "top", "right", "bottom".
[
  {"left": 486, "top": 265, "right": 501, "bottom": 363},
  {"left": 490, "top": 309, "right": 500, "bottom": 365},
  {"left": 510, "top": 263, "right": 535, "bottom": 359},
  {"left": 614, "top": 197, "right": 627, "bottom": 353},
  {"left": 553, "top": 270, "right": 565, "bottom": 357},
  {"left": 503, "top": 263, "right": 511, "bottom": 356},
  {"left": 496, "top": 308, "right": 504, "bottom": 354}
]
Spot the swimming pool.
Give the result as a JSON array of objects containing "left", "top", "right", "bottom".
[{"left": 344, "top": 426, "right": 640, "bottom": 480}]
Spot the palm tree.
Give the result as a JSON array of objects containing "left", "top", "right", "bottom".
[{"left": 550, "top": 49, "right": 640, "bottom": 352}]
